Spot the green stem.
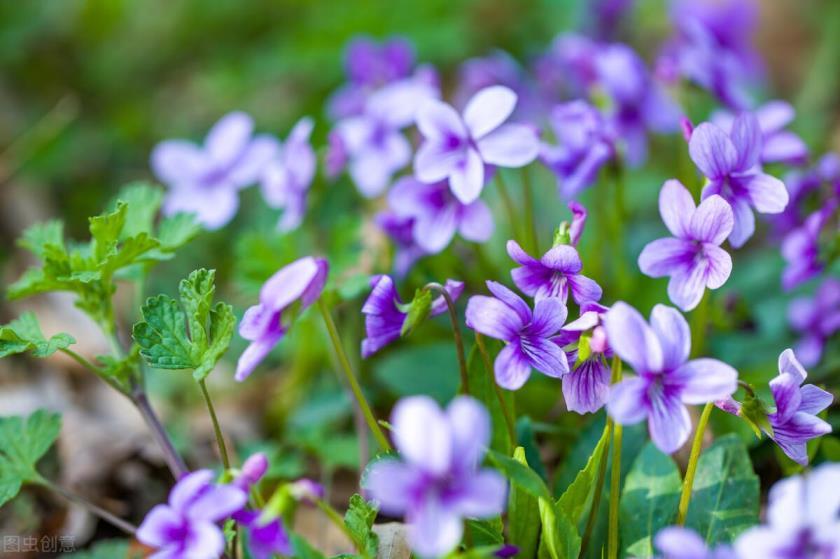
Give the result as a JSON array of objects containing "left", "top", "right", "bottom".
[
  {"left": 38, "top": 478, "right": 137, "bottom": 535},
  {"left": 59, "top": 348, "right": 124, "bottom": 393},
  {"left": 199, "top": 379, "right": 231, "bottom": 470},
  {"left": 579, "top": 419, "right": 612, "bottom": 559},
  {"left": 677, "top": 402, "right": 714, "bottom": 525},
  {"left": 495, "top": 172, "right": 520, "bottom": 243},
  {"left": 425, "top": 282, "right": 468, "bottom": 395},
  {"left": 131, "top": 387, "right": 189, "bottom": 479},
  {"left": 608, "top": 161, "right": 628, "bottom": 297},
  {"left": 317, "top": 298, "right": 392, "bottom": 452},
  {"left": 475, "top": 333, "right": 517, "bottom": 448},
  {"left": 315, "top": 498, "right": 363, "bottom": 554},
  {"left": 607, "top": 357, "right": 623, "bottom": 559},
  {"left": 690, "top": 291, "right": 710, "bottom": 357},
  {"left": 521, "top": 166, "right": 539, "bottom": 254}
]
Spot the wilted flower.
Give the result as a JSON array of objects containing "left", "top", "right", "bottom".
[
  {"left": 361, "top": 275, "right": 464, "bottom": 358},
  {"left": 689, "top": 113, "right": 789, "bottom": 247},
  {"left": 781, "top": 199, "right": 838, "bottom": 291},
  {"left": 137, "top": 470, "right": 247, "bottom": 559},
  {"left": 555, "top": 302, "right": 612, "bottom": 414},
  {"left": 236, "top": 257, "right": 328, "bottom": 381},
  {"left": 653, "top": 526, "right": 736, "bottom": 559},
  {"left": 734, "top": 462, "right": 840, "bottom": 559},
  {"left": 260, "top": 117, "right": 316, "bottom": 231},
  {"left": 788, "top": 278, "right": 840, "bottom": 367},
  {"left": 466, "top": 281, "right": 569, "bottom": 389},
  {"left": 151, "top": 111, "right": 279, "bottom": 229},
  {"left": 414, "top": 85, "right": 540, "bottom": 203},
  {"left": 386, "top": 176, "right": 494, "bottom": 254},
  {"left": 712, "top": 101, "right": 808, "bottom": 166},
  {"left": 604, "top": 302, "right": 737, "bottom": 453},
  {"left": 364, "top": 396, "right": 507, "bottom": 557},
  {"left": 507, "top": 240, "right": 603, "bottom": 305},
  {"left": 638, "top": 179, "right": 734, "bottom": 311}
]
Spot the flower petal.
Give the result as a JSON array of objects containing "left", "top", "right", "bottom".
[
  {"left": 638, "top": 238, "right": 694, "bottom": 278},
  {"left": 229, "top": 134, "right": 280, "bottom": 187},
  {"left": 458, "top": 200, "right": 494, "bottom": 243},
  {"left": 529, "top": 297, "right": 568, "bottom": 337},
  {"left": 205, "top": 111, "right": 254, "bottom": 167},
  {"left": 672, "top": 358, "right": 738, "bottom": 404},
  {"left": 762, "top": 131, "right": 808, "bottom": 165},
  {"left": 703, "top": 245, "right": 733, "bottom": 289},
  {"left": 690, "top": 194, "right": 734, "bottom": 244},
  {"left": 778, "top": 348, "right": 808, "bottom": 384},
  {"left": 416, "top": 99, "right": 467, "bottom": 142},
  {"left": 236, "top": 332, "right": 284, "bottom": 382},
  {"left": 659, "top": 179, "right": 695, "bottom": 238},
  {"left": 730, "top": 113, "right": 762, "bottom": 171},
  {"left": 137, "top": 505, "right": 182, "bottom": 549},
  {"left": 650, "top": 304, "right": 690, "bottom": 371},
  {"left": 449, "top": 148, "right": 485, "bottom": 204},
  {"left": 648, "top": 394, "right": 691, "bottom": 454},
  {"left": 798, "top": 384, "right": 833, "bottom": 415},
  {"left": 476, "top": 124, "right": 540, "bottom": 167},
  {"left": 541, "top": 245, "right": 583, "bottom": 273},
  {"left": 726, "top": 197, "right": 756, "bottom": 248},
  {"left": 742, "top": 173, "right": 789, "bottom": 213},
  {"left": 183, "top": 521, "right": 226, "bottom": 559},
  {"left": 463, "top": 85, "right": 517, "bottom": 139},
  {"left": 169, "top": 470, "right": 215, "bottom": 511},
  {"left": 451, "top": 469, "right": 507, "bottom": 517},
  {"left": 413, "top": 202, "right": 458, "bottom": 253},
  {"left": 568, "top": 275, "right": 603, "bottom": 305},
  {"left": 446, "top": 397, "right": 491, "bottom": 470},
  {"left": 770, "top": 372, "right": 803, "bottom": 424},
  {"left": 654, "top": 527, "right": 709, "bottom": 559},
  {"left": 408, "top": 496, "right": 464, "bottom": 558},
  {"left": 603, "top": 302, "right": 663, "bottom": 373},
  {"left": 563, "top": 359, "right": 610, "bottom": 414},
  {"left": 494, "top": 343, "right": 532, "bottom": 390},
  {"left": 151, "top": 140, "right": 206, "bottom": 185},
  {"left": 522, "top": 337, "right": 569, "bottom": 378},
  {"left": 260, "top": 256, "right": 328, "bottom": 312},
  {"left": 607, "top": 376, "right": 650, "bottom": 424},
  {"left": 486, "top": 281, "right": 532, "bottom": 325},
  {"left": 187, "top": 485, "right": 247, "bottom": 522},
  {"left": 414, "top": 141, "right": 464, "bottom": 184},
  {"left": 163, "top": 184, "right": 239, "bottom": 230},
  {"left": 391, "top": 396, "right": 452, "bottom": 475},
  {"left": 363, "top": 459, "right": 421, "bottom": 515},
  {"left": 667, "top": 264, "right": 707, "bottom": 312},
  {"left": 689, "top": 123, "right": 737, "bottom": 179},
  {"left": 465, "top": 295, "right": 524, "bottom": 341},
  {"left": 772, "top": 412, "right": 832, "bottom": 466}
]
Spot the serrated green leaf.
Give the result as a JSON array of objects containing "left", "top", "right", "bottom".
[
  {"left": 508, "top": 447, "right": 540, "bottom": 558},
  {"left": 344, "top": 493, "right": 379, "bottom": 558},
  {"left": 684, "top": 434, "right": 759, "bottom": 545},
  {"left": 0, "top": 312, "right": 75, "bottom": 359},
  {"left": 89, "top": 202, "right": 128, "bottom": 262},
  {"left": 0, "top": 410, "right": 62, "bottom": 507},
  {"left": 619, "top": 442, "right": 682, "bottom": 558},
  {"left": 133, "top": 295, "right": 195, "bottom": 369},
  {"left": 18, "top": 220, "right": 64, "bottom": 259},
  {"left": 114, "top": 182, "right": 164, "bottom": 239}
]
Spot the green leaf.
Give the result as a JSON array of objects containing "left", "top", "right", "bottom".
[
  {"left": 114, "top": 182, "right": 164, "bottom": 239},
  {"left": 133, "top": 269, "right": 235, "bottom": 380},
  {"left": 65, "top": 539, "right": 142, "bottom": 559},
  {"left": 468, "top": 344, "right": 514, "bottom": 455},
  {"left": 619, "top": 442, "right": 682, "bottom": 558},
  {"left": 0, "top": 312, "right": 75, "bottom": 358},
  {"left": 373, "top": 343, "right": 459, "bottom": 405},
  {"left": 488, "top": 448, "right": 552, "bottom": 501},
  {"left": 89, "top": 201, "right": 128, "bottom": 262},
  {"left": 0, "top": 410, "right": 62, "bottom": 507},
  {"left": 344, "top": 493, "right": 379, "bottom": 558},
  {"left": 400, "top": 288, "right": 433, "bottom": 337},
  {"left": 18, "top": 220, "right": 64, "bottom": 259},
  {"left": 466, "top": 518, "right": 505, "bottom": 546},
  {"left": 96, "top": 345, "right": 140, "bottom": 392},
  {"left": 291, "top": 534, "right": 326, "bottom": 559},
  {"left": 156, "top": 212, "right": 201, "bottom": 251},
  {"left": 508, "top": 447, "right": 540, "bottom": 558},
  {"left": 739, "top": 392, "right": 774, "bottom": 439},
  {"left": 684, "top": 434, "right": 760, "bottom": 545}
]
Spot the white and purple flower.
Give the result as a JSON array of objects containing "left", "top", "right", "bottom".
[{"left": 507, "top": 240, "right": 603, "bottom": 305}]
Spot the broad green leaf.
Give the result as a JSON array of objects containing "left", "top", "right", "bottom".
[
  {"left": 537, "top": 497, "right": 577, "bottom": 559},
  {"left": 18, "top": 220, "right": 64, "bottom": 258},
  {"left": 0, "top": 312, "right": 75, "bottom": 358},
  {"left": 508, "top": 447, "right": 540, "bottom": 558},
  {"left": 488, "top": 448, "right": 552, "bottom": 502},
  {"left": 65, "top": 539, "right": 142, "bottom": 558},
  {"left": 114, "top": 182, "right": 163, "bottom": 239},
  {"left": 685, "top": 434, "right": 759, "bottom": 545},
  {"left": 344, "top": 493, "right": 379, "bottom": 558},
  {"left": 291, "top": 534, "right": 327, "bottom": 559},
  {"left": 157, "top": 212, "right": 201, "bottom": 250},
  {"left": 89, "top": 201, "right": 128, "bottom": 262},
  {"left": 619, "top": 442, "right": 682, "bottom": 558},
  {"left": 468, "top": 344, "right": 514, "bottom": 455},
  {"left": 466, "top": 518, "right": 505, "bottom": 545},
  {"left": 133, "top": 295, "right": 194, "bottom": 368},
  {"left": 373, "top": 343, "right": 459, "bottom": 405},
  {"left": 0, "top": 410, "right": 62, "bottom": 507},
  {"left": 516, "top": 416, "right": 548, "bottom": 481}
]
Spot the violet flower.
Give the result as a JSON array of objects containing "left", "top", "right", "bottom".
[
  {"left": 568, "top": 201, "right": 588, "bottom": 246},
  {"left": 137, "top": 470, "right": 247, "bottom": 559},
  {"left": 604, "top": 302, "right": 738, "bottom": 453},
  {"left": 236, "top": 256, "right": 328, "bottom": 381},
  {"left": 712, "top": 101, "right": 808, "bottom": 166},
  {"left": 654, "top": 526, "right": 736, "bottom": 559},
  {"left": 781, "top": 199, "right": 838, "bottom": 291},
  {"left": 454, "top": 51, "right": 538, "bottom": 120},
  {"left": 734, "top": 463, "right": 840, "bottom": 559},
  {"left": 414, "top": 85, "right": 540, "bottom": 203},
  {"left": 540, "top": 100, "right": 615, "bottom": 199},
  {"left": 364, "top": 396, "right": 507, "bottom": 557},
  {"left": 589, "top": 0, "right": 635, "bottom": 40},
  {"left": 689, "top": 113, "right": 789, "bottom": 247},
  {"left": 386, "top": 176, "right": 494, "bottom": 254},
  {"left": 776, "top": 153, "right": 840, "bottom": 235},
  {"left": 236, "top": 511, "right": 292, "bottom": 559},
  {"left": 374, "top": 211, "right": 428, "bottom": 278},
  {"left": 233, "top": 452, "right": 269, "bottom": 491},
  {"left": 555, "top": 302, "right": 612, "bottom": 414},
  {"left": 466, "top": 281, "right": 569, "bottom": 390},
  {"left": 260, "top": 117, "right": 316, "bottom": 231},
  {"left": 151, "top": 111, "right": 279, "bottom": 230},
  {"left": 507, "top": 240, "right": 603, "bottom": 305},
  {"left": 533, "top": 34, "right": 601, "bottom": 104},
  {"left": 638, "top": 179, "right": 734, "bottom": 311},
  {"left": 765, "top": 349, "right": 833, "bottom": 465},
  {"left": 788, "top": 278, "right": 840, "bottom": 367},
  {"left": 361, "top": 275, "right": 464, "bottom": 358}
]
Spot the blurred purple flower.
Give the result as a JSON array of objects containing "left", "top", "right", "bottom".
[
  {"left": 589, "top": 0, "right": 635, "bottom": 40},
  {"left": 555, "top": 302, "right": 612, "bottom": 414},
  {"left": 735, "top": 463, "right": 840, "bottom": 558},
  {"left": 604, "top": 302, "right": 737, "bottom": 453},
  {"left": 712, "top": 101, "right": 808, "bottom": 166},
  {"left": 569, "top": 201, "right": 588, "bottom": 246},
  {"left": 654, "top": 526, "right": 736, "bottom": 559},
  {"left": 466, "top": 281, "right": 569, "bottom": 389},
  {"left": 638, "top": 180, "right": 734, "bottom": 311},
  {"left": 540, "top": 100, "right": 615, "bottom": 199},
  {"left": 765, "top": 349, "right": 833, "bottom": 465},
  {"left": 454, "top": 51, "right": 537, "bottom": 119},
  {"left": 374, "top": 211, "right": 427, "bottom": 278},
  {"left": 414, "top": 86, "right": 540, "bottom": 203},
  {"left": 288, "top": 479, "right": 325, "bottom": 504},
  {"left": 236, "top": 257, "right": 328, "bottom": 381},
  {"left": 137, "top": 470, "right": 247, "bottom": 559},
  {"left": 776, "top": 153, "right": 840, "bottom": 234},
  {"left": 533, "top": 34, "right": 600, "bottom": 103},
  {"left": 236, "top": 511, "right": 292, "bottom": 559},
  {"left": 151, "top": 111, "right": 279, "bottom": 230},
  {"left": 260, "top": 117, "right": 316, "bottom": 231},
  {"left": 788, "top": 278, "right": 840, "bottom": 367},
  {"left": 364, "top": 396, "right": 507, "bottom": 558},
  {"left": 781, "top": 199, "right": 838, "bottom": 291},
  {"left": 689, "top": 114, "right": 789, "bottom": 247},
  {"left": 233, "top": 452, "right": 269, "bottom": 491},
  {"left": 386, "top": 176, "right": 494, "bottom": 254},
  {"left": 507, "top": 240, "right": 603, "bottom": 305},
  {"left": 361, "top": 275, "right": 464, "bottom": 358}
]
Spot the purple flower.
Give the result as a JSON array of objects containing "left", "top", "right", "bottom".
[
  {"left": 137, "top": 470, "right": 247, "bottom": 559},
  {"left": 556, "top": 302, "right": 612, "bottom": 414},
  {"left": 507, "top": 240, "right": 603, "bottom": 305},
  {"left": 260, "top": 117, "right": 316, "bottom": 231},
  {"left": 788, "top": 278, "right": 840, "bottom": 367},
  {"left": 689, "top": 113, "right": 789, "bottom": 247},
  {"left": 151, "top": 112, "right": 279, "bottom": 230},
  {"left": 533, "top": 34, "right": 600, "bottom": 103},
  {"left": 568, "top": 201, "right": 588, "bottom": 246},
  {"left": 386, "top": 176, "right": 494, "bottom": 254},
  {"left": 638, "top": 180, "right": 734, "bottom": 311},
  {"left": 236, "top": 511, "right": 292, "bottom": 559},
  {"left": 589, "top": 0, "right": 635, "bottom": 40},
  {"left": 734, "top": 462, "right": 840, "bottom": 559},
  {"left": 374, "top": 211, "right": 428, "bottom": 278},
  {"left": 288, "top": 479, "right": 325, "bottom": 503},
  {"left": 364, "top": 396, "right": 507, "bottom": 557},
  {"left": 414, "top": 86, "right": 540, "bottom": 204},
  {"left": 465, "top": 281, "right": 569, "bottom": 390},
  {"left": 236, "top": 257, "right": 328, "bottom": 381},
  {"left": 361, "top": 275, "right": 464, "bottom": 358},
  {"left": 454, "top": 51, "right": 537, "bottom": 120},
  {"left": 781, "top": 200, "right": 838, "bottom": 291},
  {"left": 604, "top": 302, "right": 738, "bottom": 453},
  {"left": 654, "top": 526, "right": 736, "bottom": 559},
  {"left": 540, "top": 100, "right": 615, "bottom": 199},
  {"left": 233, "top": 453, "right": 269, "bottom": 492},
  {"left": 712, "top": 101, "right": 808, "bottom": 166},
  {"left": 776, "top": 153, "right": 840, "bottom": 234},
  {"left": 765, "top": 349, "right": 833, "bottom": 465}
]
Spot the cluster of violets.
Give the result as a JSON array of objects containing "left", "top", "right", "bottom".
[{"left": 139, "top": 1, "right": 840, "bottom": 558}]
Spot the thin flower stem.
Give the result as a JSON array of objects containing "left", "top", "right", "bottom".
[
  {"left": 59, "top": 348, "right": 124, "bottom": 393},
  {"left": 131, "top": 387, "right": 189, "bottom": 479},
  {"left": 38, "top": 478, "right": 137, "bottom": 535},
  {"left": 690, "top": 291, "right": 710, "bottom": 357},
  {"left": 475, "top": 333, "right": 517, "bottom": 449},
  {"left": 495, "top": 172, "right": 521, "bottom": 243},
  {"left": 607, "top": 357, "right": 623, "bottom": 559},
  {"left": 317, "top": 299, "right": 392, "bottom": 453},
  {"left": 521, "top": 166, "right": 539, "bottom": 254},
  {"left": 425, "top": 282, "right": 469, "bottom": 395},
  {"left": 199, "top": 379, "right": 231, "bottom": 470},
  {"left": 676, "top": 402, "right": 714, "bottom": 525},
  {"left": 315, "top": 498, "right": 362, "bottom": 553},
  {"left": 737, "top": 380, "right": 756, "bottom": 397},
  {"left": 579, "top": 419, "right": 612, "bottom": 559}
]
